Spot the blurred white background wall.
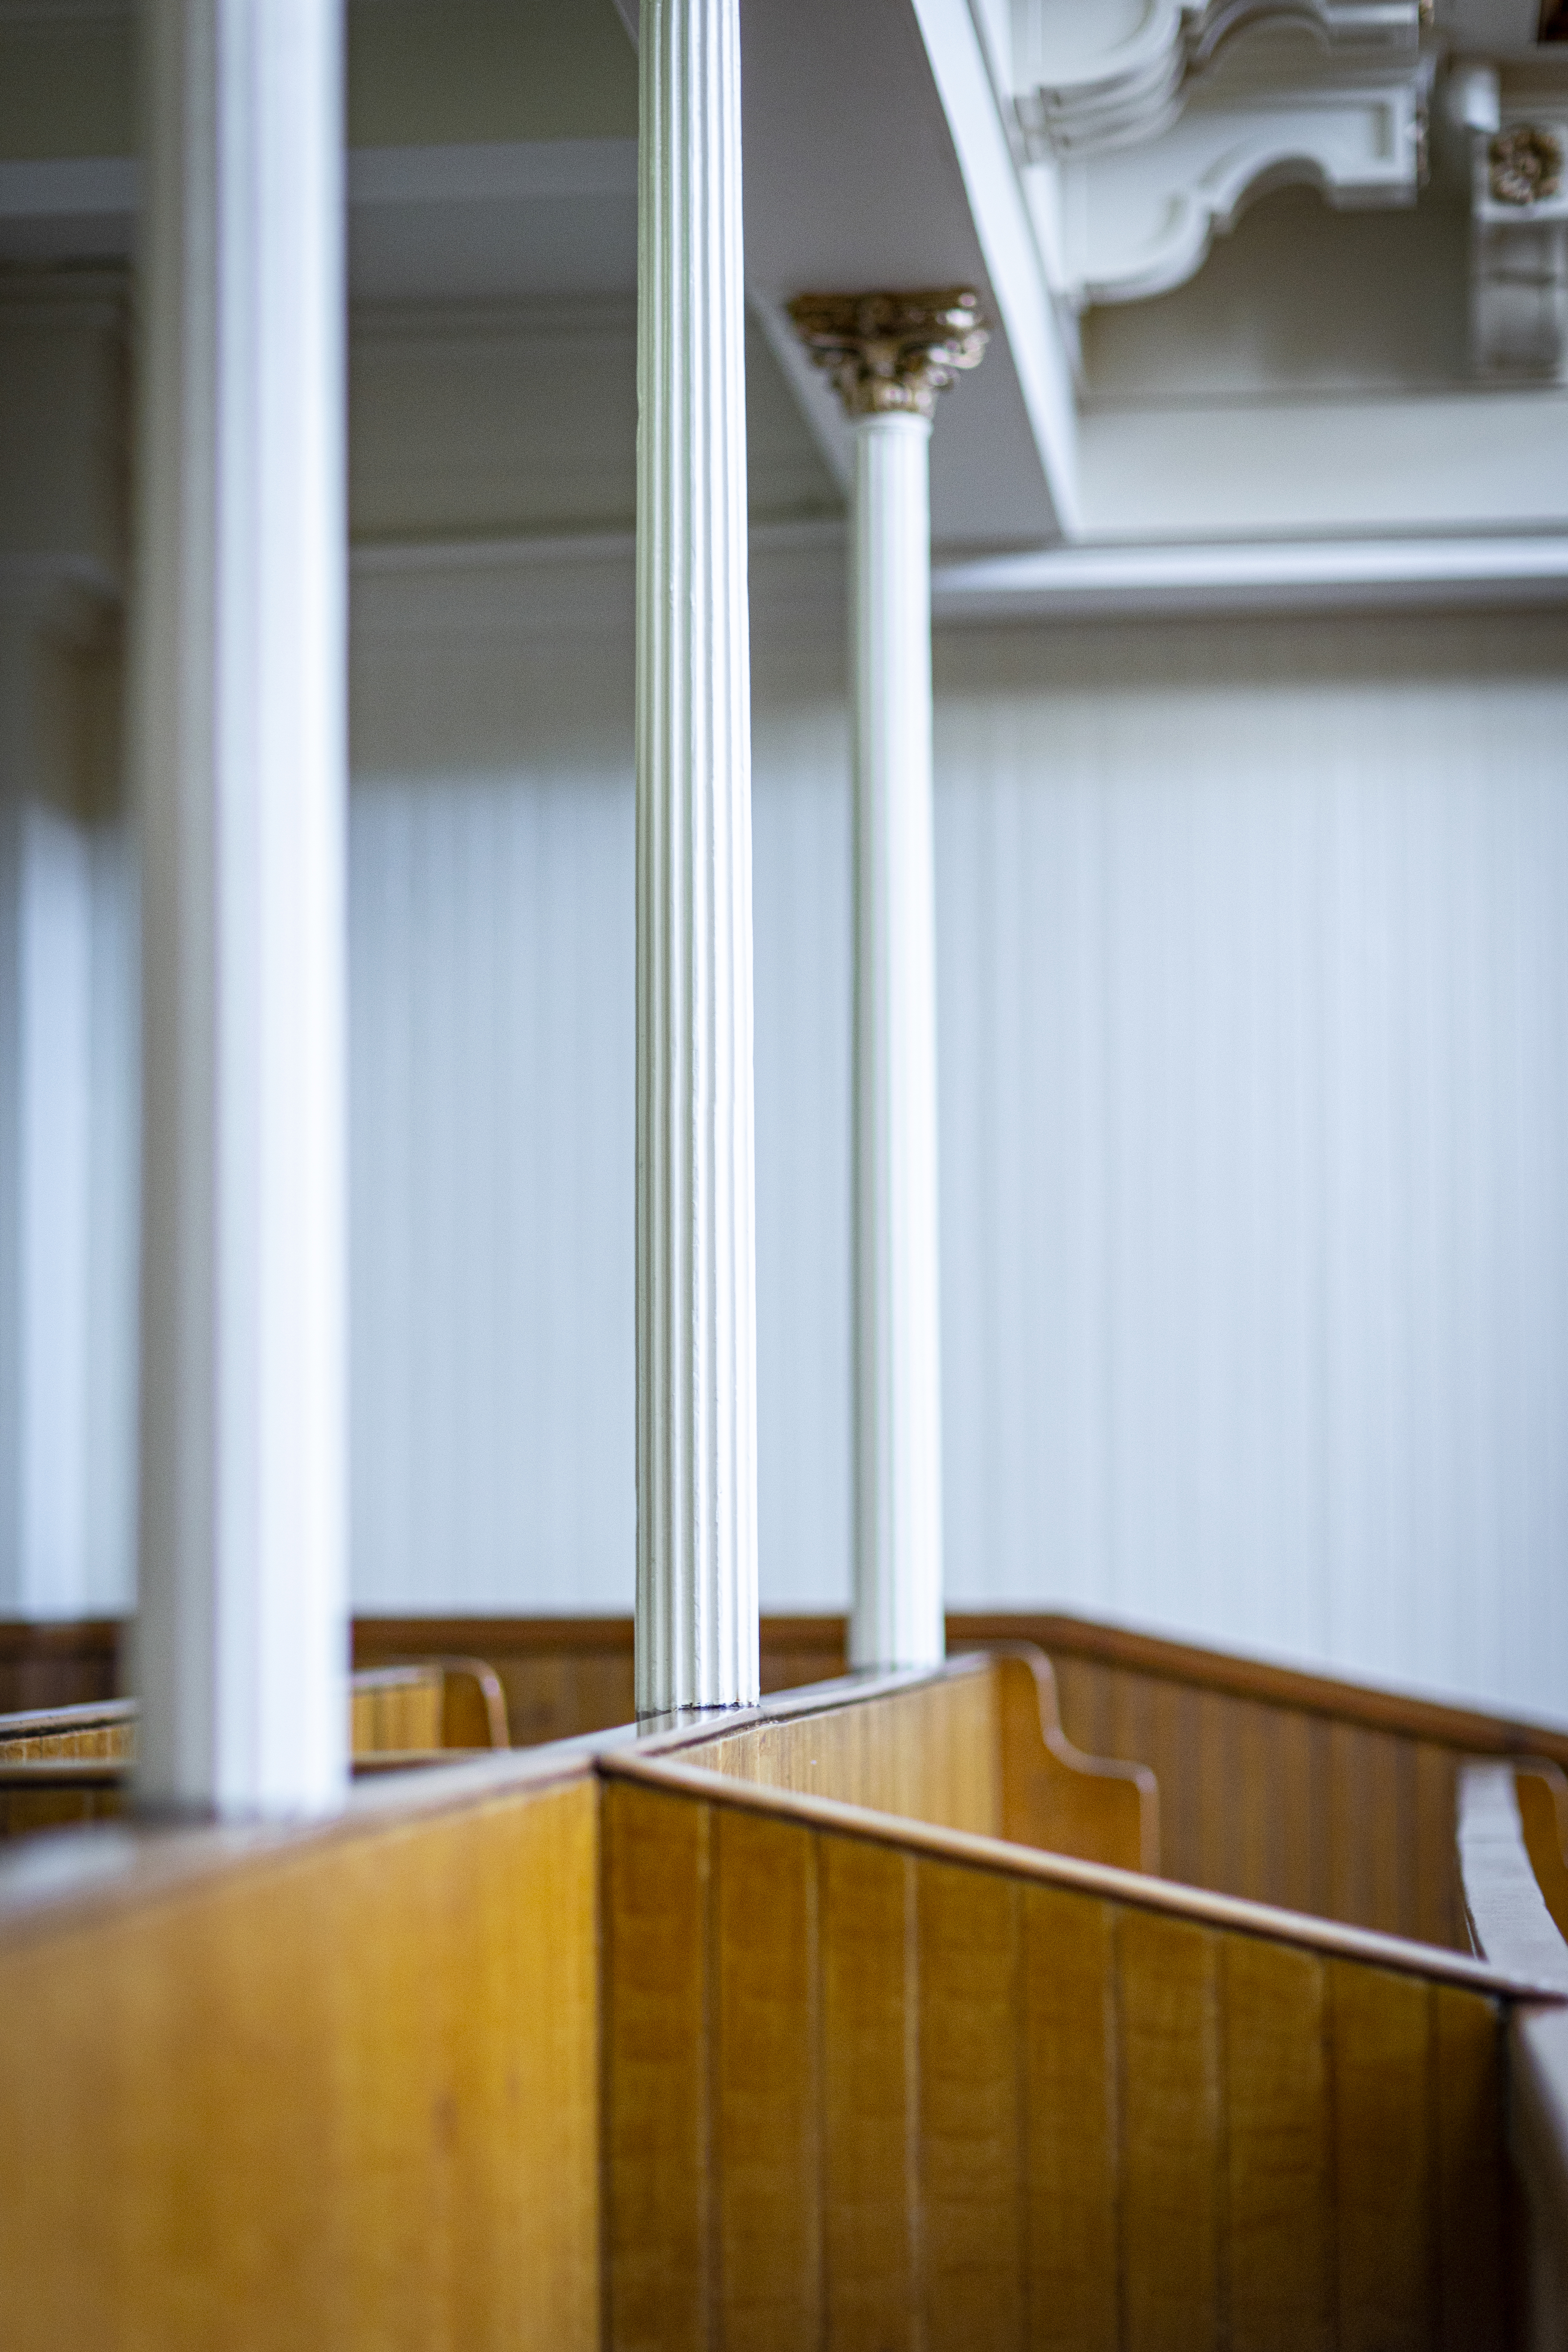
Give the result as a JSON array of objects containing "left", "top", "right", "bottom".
[
  {"left": 6, "top": 539, "right": 1566, "bottom": 1725},
  {"left": 345, "top": 548, "right": 1568, "bottom": 1722}
]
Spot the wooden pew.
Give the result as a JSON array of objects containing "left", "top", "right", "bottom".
[
  {"left": 0, "top": 1654, "right": 1552, "bottom": 2351},
  {"left": 604, "top": 1737, "right": 1541, "bottom": 2352},
  {"left": 0, "top": 1660, "right": 511, "bottom": 1840},
  {"left": 1458, "top": 1759, "right": 1568, "bottom": 2348},
  {"left": 680, "top": 1648, "right": 1157, "bottom": 1871},
  {"left": 358, "top": 1608, "right": 1568, "bottom": 1950},
  {"left": 15, "top": 1602, "right": 1568, "bottom": 1946}
]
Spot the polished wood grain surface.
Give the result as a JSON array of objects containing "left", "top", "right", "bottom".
[
  {"left": 0, "top": 1654, "right": 1549, "bottom": 2352},
  {"left": 0, "top": 1768, "right": 602, "bottom": 2351},
  {"left": 687, "top": 1663, "right": 1002, "bottom": 1839},
  {"left": 601, "top": 1747, "right": 1528, "bottom": 2352},
  {"left": 994, "top": 1647, "right": 1158, "bottom": 1872}
]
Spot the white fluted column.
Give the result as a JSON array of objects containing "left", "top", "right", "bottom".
[
  {"left": 851, "top": 410, "right": 943, "bottom": 1669},
  {"left": 133, "top": 0, "right": 347, "bottom": 1813},
  {"left": 788, "top": 292, "right": 986, "bottom": 1671},
  {"left": 634, "top": 0, "right": 760, "bottom": 1715}
]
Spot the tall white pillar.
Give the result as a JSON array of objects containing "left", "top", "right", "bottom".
[
  {"left": 788, "top": 293, "right": 986, "bottom": 1672},
  {"left": 634, "top": 0, "right": 760, "bottom": 1717},
  {"left": 133, "top": 0, "right": 348, "bottom": 1813}
]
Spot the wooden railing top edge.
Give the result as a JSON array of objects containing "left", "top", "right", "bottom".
[
  {"left": 603, "top": 1746, "right": 1568, "bottom": 2005},
  {"left": 0, "top": 1698, "right": 137, "bottom": 1737},
  {"left": 632, "top": 1654, "right": 988, "bottom": 1748},
  {"left": 0, "top": 1734, "right": 615, "bottom": 1952}
]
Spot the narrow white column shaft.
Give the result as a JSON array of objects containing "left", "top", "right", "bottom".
[
  {"left": 634, "top": 0, "right": 760, "bottom": 1715},
  {"left": 851, "top": 412, "right": 945, "bottom": 1671},
  {"left": 133, "top": 0, "right": 347, "bottom": 1812}
]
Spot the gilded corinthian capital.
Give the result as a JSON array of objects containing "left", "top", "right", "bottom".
[{"left": 786, "top": 288, "right": 988, "bottom": 420}]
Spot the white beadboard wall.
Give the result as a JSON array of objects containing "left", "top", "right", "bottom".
[
  {"left": 349, "top": 562, "right": 1568, "bottom": 1723},
  {"left": 934, "top": 615, "right": 1568, "bottom": 1718},
  {"left": 9, "top": 545, "right": 1565, "bottom": 1724}
]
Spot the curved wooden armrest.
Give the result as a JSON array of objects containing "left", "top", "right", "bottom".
[
  {"left": 989, "top": 1643, "right": 1160, "bottom": 1874},
  {"left": 427, "top": 1657, "right": 511, "bottom": 1751}
]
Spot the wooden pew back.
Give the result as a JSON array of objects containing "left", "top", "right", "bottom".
[
  {"left": 602, "top": 1746, "right": 1529, "bottom": 2352},
  {"left": 676, "top": 1650, "right": 1158, "bottom": 1874},
  {"left": 0, "top": 1666, "right": 1554, "bottom": 2352},
  {"left": 0, "top": 1758, "right": 601, "bottom": 2351}
]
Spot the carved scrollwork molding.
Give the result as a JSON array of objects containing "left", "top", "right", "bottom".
[{"left": 785, "top": 290, "right": 989, "bottom": 420}]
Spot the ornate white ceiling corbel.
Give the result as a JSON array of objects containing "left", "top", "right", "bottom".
[
  {"left": 1011, "top": 0, "right": 1421, "bottom": 160},
  {"left": 1470, "top": 112, "right": 1568, "bottom": 377},
  {"left": 1044, "top": 67, "right": 1427, "bottom": 306}
]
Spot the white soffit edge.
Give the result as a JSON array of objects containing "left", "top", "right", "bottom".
[{"left": 739, "top": 0, "right": 1075, "bottom": 544}]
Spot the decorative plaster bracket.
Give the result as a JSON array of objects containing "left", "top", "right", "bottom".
[
  {"left": 1045, "top": 70, "right": 1427, "bottom": 306},
  {"left": 1011, "top": 0, "right": 1421, "bottom": 159},
  {"left": 785, "top": 289, "right": 989, "bottom": 419}
]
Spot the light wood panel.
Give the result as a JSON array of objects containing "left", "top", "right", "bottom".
[
  {"left": 601, "top": 1752, "right": 1525, "bottom": 2352},
  {"left": 962, "top": 1611, "right": 1568, "bottom": 1950},
  {"left": 820, "top": 1838, "right": 914, "bottom": 2352},
  {"left": 686, "top": 1665, "right": 1002, "bottom": 1840},
  {"left": 0, "top": 1769, "right": 602, "bottom": 2351},
  {"left": 601, "top": 1776, "right": 710, "bottom": 2352},
  {"left": 994, "top": 1648, "right": 1157, "bottom": 1872},
  {"left": 1021, "top": 1886, "right": 1120, "bottom": 2352}
]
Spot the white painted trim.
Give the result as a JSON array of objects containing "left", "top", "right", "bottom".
[
  {"left": 912, "top": 0, "right": 1080, "bottom": 536},
  {"left": 934, "top": 533, "right": 1568, "bottom": 616}
]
